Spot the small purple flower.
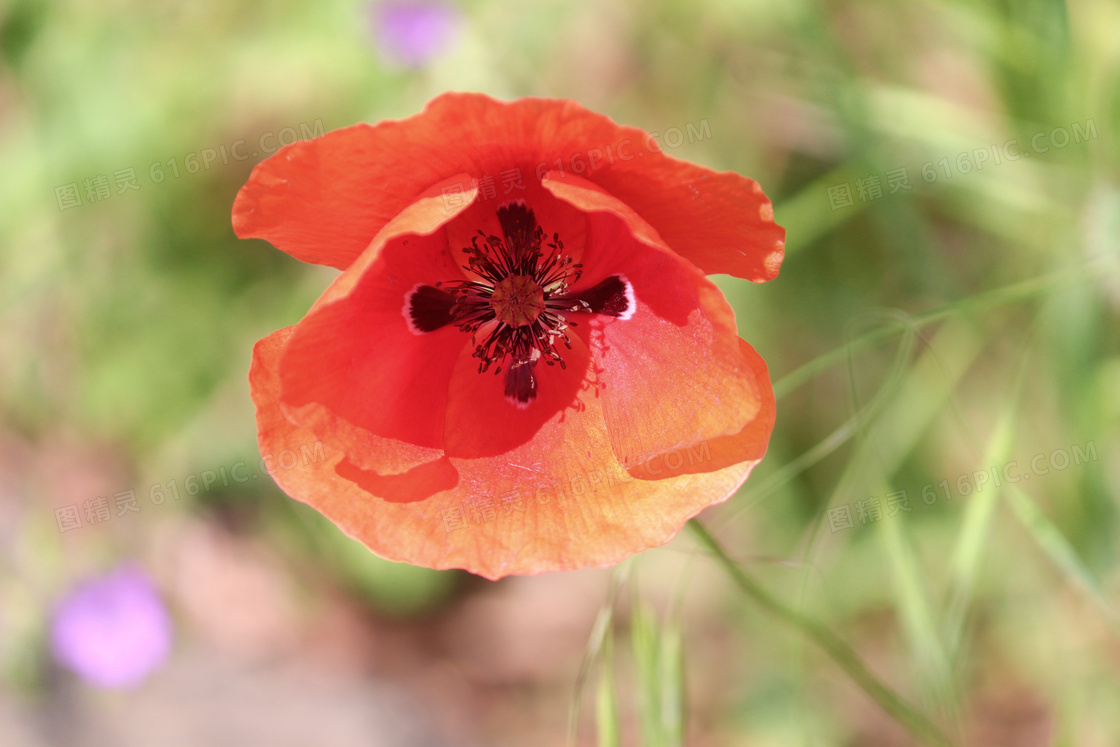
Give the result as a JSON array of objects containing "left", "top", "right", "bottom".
[
  {"left": 370, "top": 1, "right": 462, "bottom": 68},
  {"left": 49, "top": 564, "right": 172, "bottom": 689}
]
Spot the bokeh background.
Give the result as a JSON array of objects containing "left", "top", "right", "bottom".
[{"left": 1, "top": 0, "right": 1118, "bottom": 744}]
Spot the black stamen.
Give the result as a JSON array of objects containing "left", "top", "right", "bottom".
[
  {"left": 402, "top": 202, "right": 630, "bottom": 408},
  {"left": 496, "top": 202, "right": 537, "bottom": 271},
  {"left": 557, "top": 274, "right": 633, "bottom": 318},
  {"left": 504, "top": 365, "right": 537, "bottom": 408},
  {"left": 405, "top": 285, "right": 457, "bottom": 333}
]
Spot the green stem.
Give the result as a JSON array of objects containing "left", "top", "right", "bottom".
[
  {"left": 688, "top": 520, "right": 952, "bottom": 746},
  {"left": 774, "top": 262, "right": 1096, "bottom": 398}
]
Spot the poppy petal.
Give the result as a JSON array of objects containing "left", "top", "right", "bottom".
[
  {"left": 283, "top": 399, "right": 444, "bottom": 477},
  {"left": 443, "top": 183, "right": 591, "bottom": 270},
  {"left": 441, "top": 390, "right": 764, "bottom": 579},
  {"left": 254, "top": 330, "right": 763, "bottom": 578},
  {"left": 442, "top": 326, "right": 593, "bottom": 459},
  {"left": 233, "top": 93, "right": 782, "bottom": 280},
  {"left": 589, "top": 158, "right": 785, "bottom": 282},
  {"left": 252, "top": 327, "right": 460, "bottom": 504},
  {"left": 543, "top": 172, "right": 766, "bottom": 466},
  {"left": 625, "top": 338, "right": 775, "bottom": 481},
  {"left": 278, "top": 180, "right": 477, "bottom": 451},
  {"left": 231, "top": 118, "right": 472, "bottom": 269},
  {"left": 417, "top": 93, "right": 784, "bottom": 280},
  {"left": 335, "top": 455, "right": 459, "bottom": 504}
]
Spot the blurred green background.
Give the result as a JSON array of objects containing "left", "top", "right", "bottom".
[{"left": 1, "top": 0, "right": 1118, "bottom": 744}]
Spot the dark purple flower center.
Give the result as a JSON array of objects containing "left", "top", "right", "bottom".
[{"left": 405, "top": 201, "right": 633, "bottom": 408}]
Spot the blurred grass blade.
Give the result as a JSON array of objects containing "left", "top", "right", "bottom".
[
  {"left": 942, "top": 332, "right": 1032, "bottom": 655},
  {"left": 596, "top": 632, "right": 620, "bottom": 747},
  {"left": 850, "top": 320, "right": 982, "bottom": 724},
  {"left": 569, "top": 565, "right": 628, "bottom": 747},
  {"left": 631, "top": 602, "right": 662, "bottom": 747},
  {"left": 875, "top": 496, "right": 958, "bottom": 724},
  {"left": 1006, "top": 484, "right": 1120, "bottom": 631},
  {"left": 630, "top": 602, "right": 686, "bottom": 747},
  {"left": 720, "top": 322, "right": 916, "bottom": 527},
  {"left": 777, "top": 319, "right": 977, "bottom": 737},
  {"left": 689, "top": 520, "right": 952, "bottom": 746},
  {"left": 658, "top": 618, "right": 685, "bottom": 747},
  {"left": 774, "top": 264, "right": 1095, "bottom": 399}
]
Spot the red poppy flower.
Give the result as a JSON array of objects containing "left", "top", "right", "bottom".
[{"left": 234, "top": 93, "right": 783, "bottom": 580}]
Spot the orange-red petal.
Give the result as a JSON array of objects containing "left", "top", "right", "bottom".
[
  {"left": 278, "top": 178, "right": 475, "bottom": 451},
  {"left": 251, "top": 324, "right": 767, "bottom": 579},
  {"left": 442, "top": 327, "right": 593, "bottom": 459},
  {"left": 335, "top": 456, "right": 459, "bottom": 504},
  {"left": 232, "top": 93, "right": 783, "bottom": 280},
  {"left": 543, "top": 172, "right": 766, "bottom": 467},
  {"left": 625, "top": 338, "right": 775, "bottom": 481},
  {"left": 589, "top": 158, "right": 785, "bottom": 282}
]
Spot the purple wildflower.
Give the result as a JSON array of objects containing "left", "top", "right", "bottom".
[
  {"left": 49, "top": 564, "right": 172, "bottom": 688},
  {"left": 370, "top": 1, "right": 462, "bottom": 68}
]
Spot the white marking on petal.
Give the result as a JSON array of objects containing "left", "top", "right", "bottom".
[
  {"left": 402, "top": 283, "right": 425, "bottom": 335},
  {"left": 616, "top": 273, "right": 637, "bottom": 321}
]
